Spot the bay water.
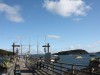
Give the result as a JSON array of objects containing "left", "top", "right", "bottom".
[{"left": 59, "top": 53, "right": 100, "bottom": 66}]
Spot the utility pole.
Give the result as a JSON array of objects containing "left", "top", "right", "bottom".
[
  {"left": 37, "top": 36, "right": 39, "bottom": 60},
  {"left": 29, "top": 43, "right": 31, "bottom": 60},
  {"left": 42, "top": 43, "right": 51, "bottom": 64},
  {"left": 42, "top": 43, "right": 50, "bottom": 53},
  {"left": 44, "top": 35, "right": 47, "bottom": 52},
  {"left": 47, "top": 43, "right": 50, "bottom": 53},
  {"left": 12, "top": 43, "right": 20, "bottom": 57},
  {"left": 12, "top": 43, "right": 15, "bottom": 57},
  {"left": 21, "top": 44, "right": 22, "bottom": 56},
  {"left": 29, "top": 44, "right": 30, "bottom": 55},
  {"left": 16, "top": 48, "right": 19, "bottom": 56}
]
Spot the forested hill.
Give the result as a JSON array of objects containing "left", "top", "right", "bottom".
[
  {"left": 53, "top": 49, "right": 88, "bottom": 55},
  {"left": 0, "top": 49, "right": 13, "bottom": 56},
  {"left": 96, "top": 51, "right": 100, "bottom": 54}
]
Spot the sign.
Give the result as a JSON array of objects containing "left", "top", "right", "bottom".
[
  {"left": 12, "top": 45, "right": 20, "bottom": 47},
  {"left": 14, "top": 45, "right": 20, "bottom": 47}
]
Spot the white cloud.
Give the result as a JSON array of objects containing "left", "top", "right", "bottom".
[
  {"left": 0, "top": 2, "right": 24, "bottom": 23},
  {"left": 48, "top": 35, "right": 60, "bottom": 39},
  {"left": 43, "top": 0, "right": 91, "bottom": 17}
]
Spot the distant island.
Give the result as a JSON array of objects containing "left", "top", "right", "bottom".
[
  {"left": 0, "top": 49, "right": 13, "bottom": 56},
  {"left": 96, "top": 51, "right": 100, "bottom": 54},
  {"left": 53, "top": 49, "right": 89, "bottom": 55}
]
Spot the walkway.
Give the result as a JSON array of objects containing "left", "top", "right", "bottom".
[
  {"left": 16, "top": 58, "right": 35, "bottom": 75},
  {"left": 14, "top": 57, "right": 49, "bottom": 75}
]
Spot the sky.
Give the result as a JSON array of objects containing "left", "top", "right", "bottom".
[{"left": 0, "top": 0, "right": 100, "bottom": 54}]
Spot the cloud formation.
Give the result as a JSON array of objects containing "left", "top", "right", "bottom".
[
  {"left": 48, "top": 35, "right": 60, "bottom": 39},
  {"left": 43, "top": 0, "right": 91, "bottom": 17},
  {"left": 0, "top": 2, "right": 24, "bottom": 23}
]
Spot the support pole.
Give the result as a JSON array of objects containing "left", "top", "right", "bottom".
[
  {"left": 47, "top": 43, "right": 50, "bottom": 53},
  {"left": 42, "top": 43, "right": 51, "bottom": 64},
  {"left": 12, "top": 43, "right": 20, "bottom": 57},
  {"left": 12, "top": 43, "right": 15, "bottom": 57},
  {"left": 20, "top": 44, "right": 22, "bottom": 56}
]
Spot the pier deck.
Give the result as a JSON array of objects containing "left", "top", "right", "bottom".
[
  {"left": 14, "top": 58, "right": 48, "bottom": 75},
  {"left": 19, "top": 61, "right": 33, "bottom": 75},
  {"left": 15, "top": 58, "right": 34, "bottom": 75}
]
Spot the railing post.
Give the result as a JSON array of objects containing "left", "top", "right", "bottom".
[
  {"left": 60, "top": 63, "right": 62, "bottom": 75},
  {"left": 89, "top": 66, "right": 93, "bottom": 75},
  {"left": 52, "top": 62, "right": 54, "bottom": 75},
  {"left": 72, "top": 65, "right": 75, "bottom": 75}
]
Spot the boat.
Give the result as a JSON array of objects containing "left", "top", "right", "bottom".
[
  {"left": 89, "top": 53, "right": 96, "bottom": 57},
  {"left": 76, "top": 55, "right": 83, "bottom": 59},
  {"left": 51, "top": 59, "right": 54, "bottom": 62}
]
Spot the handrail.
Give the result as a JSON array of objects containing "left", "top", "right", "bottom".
[
  {"left": 45, "top": 62, "right": 100, "bottom": 75},
  {"left": 28, "top": 60, "right": 100, "bottom": 75}
]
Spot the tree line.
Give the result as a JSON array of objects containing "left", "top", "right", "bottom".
[{"left": 0, "top": 49, "right": 13, "bottom": 56}]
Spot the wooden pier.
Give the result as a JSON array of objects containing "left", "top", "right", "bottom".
[
  {"left": 14, "top": 58, "right": 33, "bottom": 75},
  {"left": 18, "top": 61, "right": 33, "bottom": 75},
  {"left": 14, "top": 58, "right": 46, "bottom": 75},
  {"left": 5, "top": 57, "right": 99, "bottom": 75}
]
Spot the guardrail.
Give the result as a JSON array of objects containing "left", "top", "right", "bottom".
[
  {"left": 27, "top": 60, "right": 100, "bottom": 75},
  {"left": 14, "top": 63, "right": 21, "bottom": 75},
  {"left": 47, "top": 62, "right": 100, "bottom": 75}
]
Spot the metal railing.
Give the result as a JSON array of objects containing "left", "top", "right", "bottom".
[
  {"left": 27, "top": 60, "right": 100, "bottom": 75},
  {"left": 14, "top": 63, "right": 21, "bottom": 75}
]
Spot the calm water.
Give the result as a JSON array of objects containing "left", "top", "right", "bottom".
[
  {"left": 31, "top": 53, "right": 100, "bottom": 66},
  {"left": 59, "top": 53, "right": 100, "bottom": 66},
  {"left": 31, "top": 53, "right": 100, "bottom": 70}
]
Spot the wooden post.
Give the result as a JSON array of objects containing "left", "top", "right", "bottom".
[
  {"left": 42, "top": 43, "right": 51, "bottom": 64},
  {"left": 12, "top": 43, "right": 20, "bottom": 57},
  {"left": 47, "top": 43, "right": 50, "bottom": 53},
  {"left": 12, "top": 43, "right": 15, "bottom": 57},
  {"left": 60, "top": 62, "right": 62, "bottom": 75},
  {"left": 72, "top": 65, "right": 75, "bottom": 74},
  {"left": 53, "top": 63, "right": 54, "bottom": 74},
  {"left": 89, "top": 67, "right": 93, "bottom": 75}
]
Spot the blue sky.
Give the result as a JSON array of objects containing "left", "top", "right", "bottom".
[{"left": 0, "top": 0, "right": 100, "bottom": 54}]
